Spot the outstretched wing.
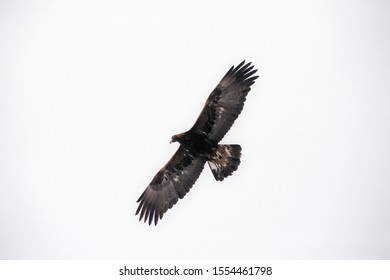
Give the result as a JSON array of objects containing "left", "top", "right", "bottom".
[
  {"left": 191, "top": 61, "right": 259, "bottom": 143},
  {"left": 136, "top": 145, "right": 206, "bottom": 225}
]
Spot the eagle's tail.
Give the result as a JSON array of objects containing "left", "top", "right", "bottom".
[{"left": 208, "top": 144, "right": 242, "bottom": 181}]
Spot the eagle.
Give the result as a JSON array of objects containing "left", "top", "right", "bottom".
[{"left": 136, "top": 61, "right": 259, "bottom": 225}]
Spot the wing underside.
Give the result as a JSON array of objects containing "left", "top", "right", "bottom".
[
  {"left": 136, "top": 146, "right": 206, "bottom": 225},
  {"left": 191, "top": 61, "right": 259, "bottom": 143}
]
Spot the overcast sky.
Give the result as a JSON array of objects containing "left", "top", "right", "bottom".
[{"left": 1, "top": 0, "right": 390, "bottom": 259}]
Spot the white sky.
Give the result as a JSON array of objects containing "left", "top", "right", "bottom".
[{"left": 1, "top": 0, "right": 390, "bottom": 259}]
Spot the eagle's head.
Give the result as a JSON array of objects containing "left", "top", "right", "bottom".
[{"left": 170, "top": 132, "right": 186, "bottom": 144}]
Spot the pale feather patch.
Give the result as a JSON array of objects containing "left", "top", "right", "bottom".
[
  {"left": 212, "top": 145, "right": 231, "bottom": 166},
  {"left": 208, "top": 161, "right": 220, "bottom": 173}
]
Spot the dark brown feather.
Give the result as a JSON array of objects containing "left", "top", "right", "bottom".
[
  {"left": 190, "top": 61, "right": 259, "bottom": 143},
  {"left": 136, "top": 145, "right": 206, "bottom": 225}
]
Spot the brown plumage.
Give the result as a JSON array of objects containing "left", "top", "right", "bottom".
[{"left": 136, "top": 61, "right": 259, "bottom": 225}]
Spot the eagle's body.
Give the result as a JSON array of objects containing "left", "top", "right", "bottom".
[{"left": 136, "top": 61, "right": 259, "bottom": 225}]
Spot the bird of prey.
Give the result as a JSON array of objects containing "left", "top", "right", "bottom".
[{"left": 136, "top": 61, "right": 259, "bottom": 225}]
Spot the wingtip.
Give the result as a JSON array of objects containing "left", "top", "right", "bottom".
[{"left": 236, "top": 60, "right": 246, "bottom": 70}]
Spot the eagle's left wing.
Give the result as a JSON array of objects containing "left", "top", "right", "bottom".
[
  {"left": 136, "top": 145, "right": 206, "bottom": 225},
  {"left": 190, "top": 61, "right": 258, "bottom": 143}
]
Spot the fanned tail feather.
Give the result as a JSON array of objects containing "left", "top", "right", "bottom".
[{"left": 208, "top": 144, "right": 241, "bottom": 181}]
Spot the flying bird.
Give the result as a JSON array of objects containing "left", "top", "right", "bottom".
[{"left": 136, "top": 61, "right": 259, "bottom": 225}]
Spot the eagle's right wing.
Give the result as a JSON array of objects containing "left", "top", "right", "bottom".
[{"left": 136, "top": 145, "right": 206, "bottom": 225}]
